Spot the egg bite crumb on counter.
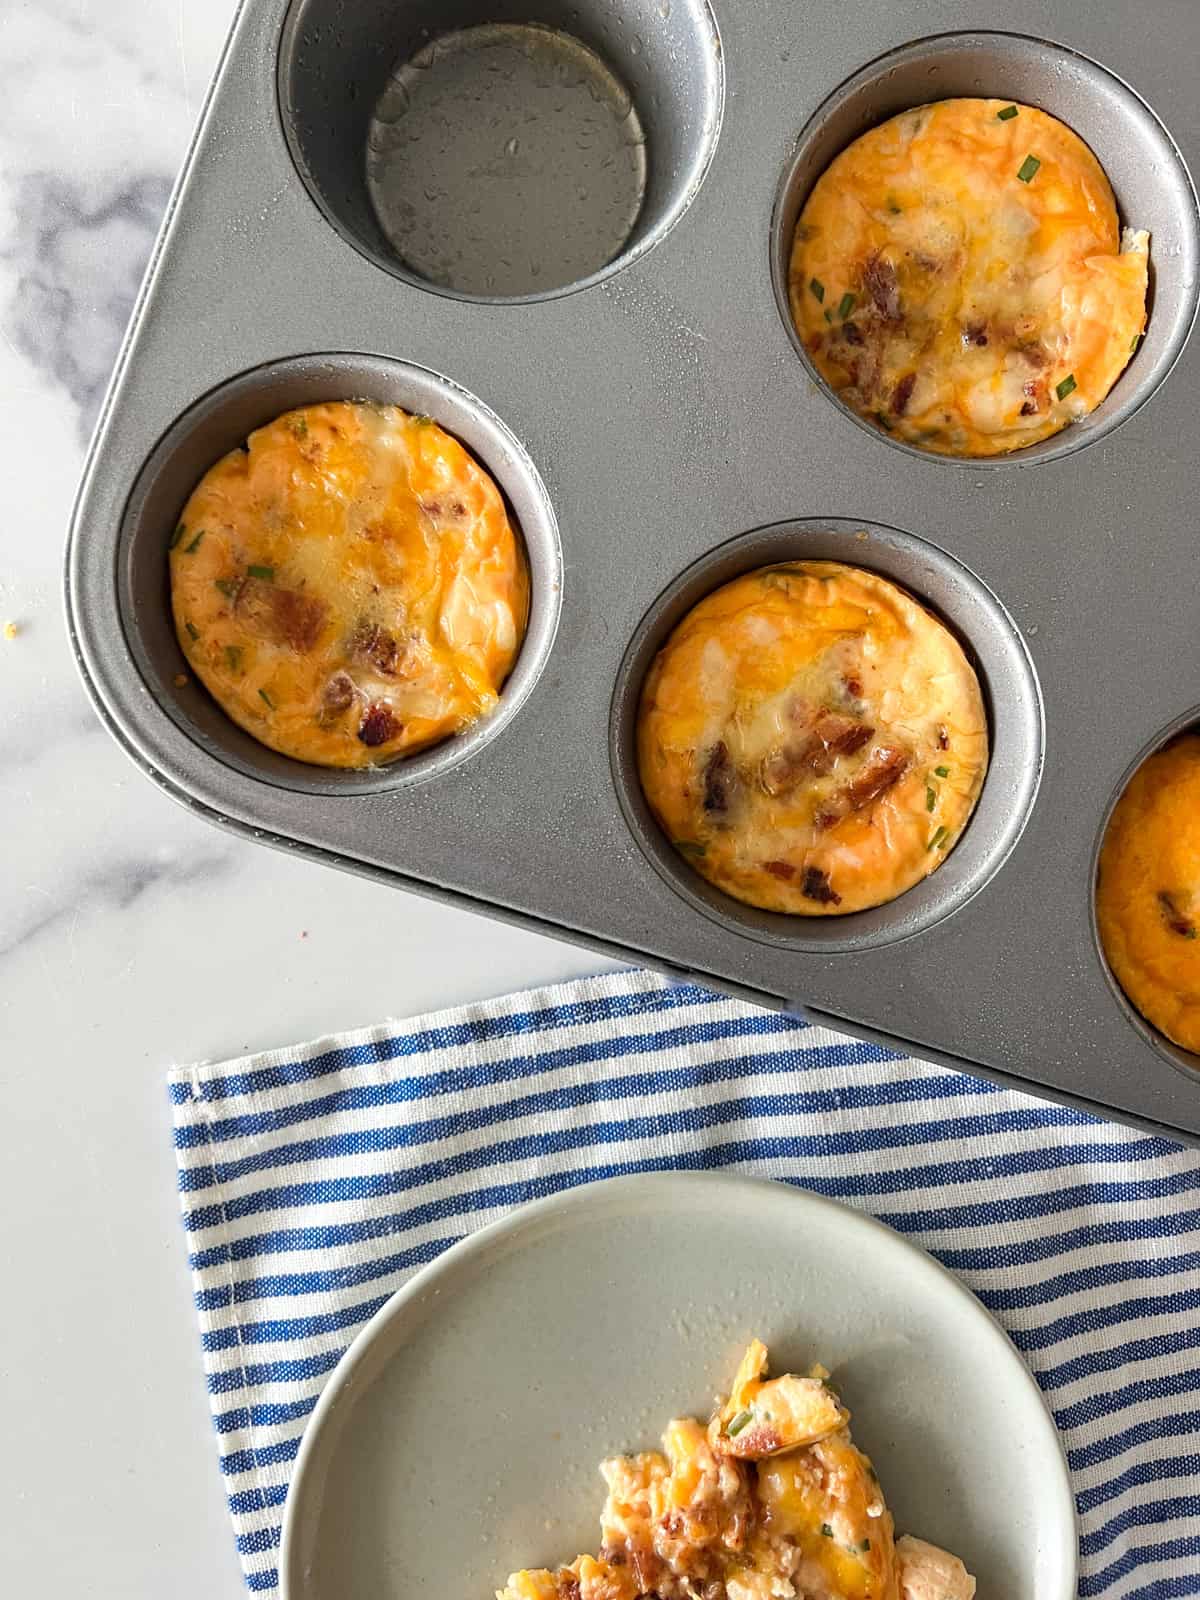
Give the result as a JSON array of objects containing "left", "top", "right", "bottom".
[
  {"left": 1097, "top": 734, "right": 1200, "bottom": 1055},
  {"left": 789, "top": 98, "right": 1149, "bottom": 457},
  {"left": 636, "top": 560, "right": 988, "bottom": 916},
  {"left": 168, "top": 401, "right": 529, "bottom": 768}
]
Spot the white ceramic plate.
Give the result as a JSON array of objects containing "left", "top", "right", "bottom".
[{"left": 280, "top": 1173, "right": 1077, "bottom": 1599}]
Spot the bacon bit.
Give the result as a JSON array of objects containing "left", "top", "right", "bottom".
[
  {"left": 963, "top": 322, "right": 989, "bottom": 347},
  {"left": 598, "top": 1548, "right": 627, "bottom": 1567},
  {"left": 319, "top": 671, "right": 357, "bottom": 721},
  {"left": 357, "top": 702, "right": 399, "bottom": 747},
  {"left": 702, "top": 741, "right": 735, "bottom": 814},
  {"left": 802, "top": 866, "right": 841, "bottom": 905},
  {"left": 761, "top": 713, "right": 874, "bottom": 793},
  {"left": 629, "top": 1546, "right": 665, "bottom": 1593},
  {"left": 844, "top": 676, "right": 863, "bottom": 699},
  {"left": 763, "top": 860, "right": 796, "bottom": 880},
  {"left": 861, "top": 254, "right": 901, "bottom": 322},
  {"left": 892, "top": 372, "right": 917, "bottom": 415},
  {"left": 847, "top": 746, "right": 909, "bottom": 809},
  {"left": 236, "top": 578, "right": 327, "bottom": 653},
  {"left": 1020, "top": 400, "right": 1038, "bottom": 416},
  {"left": 1019, "top": 343, "right": 1048, "bottom": 369},
  {"left": 351, "top": 619, "right": 400, "bottom": 676},
  {"left": 1159, "top": 891, "right": 1197, "bottom": 939},
  {"left": 419, "top": 497, "right": 467, "bottom": 520},
  {"left": 842, "top": 321, "right": 864, "bottom": 347},
  {"left": 937, "top": 725, "right": 950, "bottom": 750}
]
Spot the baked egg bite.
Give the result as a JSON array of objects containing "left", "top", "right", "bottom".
[
  {"left": 789, "top": 98, "right": 1149, "bottom": 456},
  {"left": 636, "top": 560, "right": 988, "bottom": 916},
  {"left": 168, "top": 401, "right": 529, "bottom": 768},
  {"left": 1097, "top": 734, "right": 1200, "bottom": 1054}
]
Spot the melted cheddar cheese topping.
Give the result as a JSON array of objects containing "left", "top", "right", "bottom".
[
  {"left": 790, "top": 99, "right": 1148, "bottom": 456},
  {"left": 636, "top": 561, "right": 988, "bottom": 915},
  {"left": 1097, "top": 734, "right": 1200, "bottom": 1054},
  {"left": 169, "top": 402, "right": 528, "bottom": 767},
  {"left": 497, "top": 1341, "right": 976, "bottom": 1600}
]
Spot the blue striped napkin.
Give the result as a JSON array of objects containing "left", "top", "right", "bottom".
[{"left": 169, "top": 968, "right": 1200, "bottom": 1598}]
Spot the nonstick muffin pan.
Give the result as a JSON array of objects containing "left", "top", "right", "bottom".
[{"left": 67, "top": 1, "right": 1200, "bottom": 1143}]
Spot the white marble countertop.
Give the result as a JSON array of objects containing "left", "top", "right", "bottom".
[{"left": 0, "top": 4, "right": 618, "bottom": 1592}]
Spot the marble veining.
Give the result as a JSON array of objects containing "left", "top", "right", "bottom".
[
  {"left": 7, "top": 170, "right": 173, "bottom": 436},
  {"left": 0, "top": 9, "right": 609, "bottom": 1593}
]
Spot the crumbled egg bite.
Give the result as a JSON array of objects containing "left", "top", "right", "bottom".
[
  {"left": 168, "top": 401, "right": 529, "bottom": 767},
  {"left": 790, "top": 98, "right": 1148, "bottom": 456},
  {"left": 1097, "top": 734, "right": 1200, "bottom": 1054},
  {"left": 496, "top": 1341, "right": 976, "bottom": 1600},
  {"left": 636, "top": 561, "right": 988, "bottom": 915}
]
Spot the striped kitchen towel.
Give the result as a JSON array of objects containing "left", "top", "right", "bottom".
[{"left": 170, "top": 967, "right": 1200, "bottom": 1598}]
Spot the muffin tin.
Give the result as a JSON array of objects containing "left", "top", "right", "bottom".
[{"left": 66, "top": 0, "right": 1200, "bottom": 1143}]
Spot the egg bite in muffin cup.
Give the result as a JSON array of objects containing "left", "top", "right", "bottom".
[
  {"left": 789, "top": 98, "right": 1148, "bottom": 457},
  {"left": 636, "top": 560, "right": 988, "bottom": 915},
  {"left": 169, "top": 400, "right": 529, "bottom": 769},
  {"left": 1097, "top": 733, "right": 1200, "bottom": 1055}
]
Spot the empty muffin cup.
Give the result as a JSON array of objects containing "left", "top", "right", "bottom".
[{"left": 279, "top": 0, "right": 724, "bottom": 299}]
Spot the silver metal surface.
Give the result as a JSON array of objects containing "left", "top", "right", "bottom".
[{"left": 66, "top": 0, "right": 1200, "bottom": 1142}]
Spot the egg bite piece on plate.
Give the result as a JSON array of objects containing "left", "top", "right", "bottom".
[
  {"left": 789, "top": 98, "right": 1148, "bottom": 456},
  {"left": 497, "top": 1340, "right": 977, "bottom": 1600},
  {"left": 1097, "top": 733, "right": 1200, "bottom": 1054},
  {"left": 169, "top": 401, "right": 529, "bottom": 768},
  {"left": 636, "top": 560, "right": 988, "bottom": 915}
]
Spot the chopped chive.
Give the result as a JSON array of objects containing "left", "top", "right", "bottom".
[
  {"left": 1056, "top": 372, "right": 1077, "bottom": 401},
  {"left": 289, "top": 415, "right": 308, "bottom": 438},
  {"left": 258, "top": 688, "right": 275, "bottom": 710},
  {"left": 926, "top": 786, "right": 936, "bottom": 812},
  {"left": 247, "top": 564, "right": 275, "bottom": 581},
  {"left": 820, "top": 1524, "right": 834, "bottom": 1538},
  {"left": 675, "top": 840, "right": 707, "bottom": 859},
  {"left": 184, "top": 529, "right": 205, "bottom": 554},
  {"left": 859, "top": 1540, "right": 872, "bottom": 1553},
  {"left": 928, "top": 825, "right": 949, "bottom": 851},
  {"left": 214, "top": 577, "right": 240, "bottom": 598},
  {"left": 169, "top": 522, "right": 186, "bottom": 550},
  {"left": 1017, "top": 154, "right": 1041, "bottom": 183},
  {"left": 934, "top": 765, "right": 950, "bottom": 778},
  {"left": 837, "top": 291, "right": 856, "bottom": 319},
  {"left": 809, "top": 277, "right": 825, "bottom": 304},
  {"left": 997, "top": 104, "right": 1019, "bottom": 121},
  {"left": 184, "top": 620, "right": 200, "bottom": 641},
  {"left": 1130, "top": 332, "right": 1143, "bottom": 355},
  {"left": 824, "top": 308, "right": 833, "bottom": 323},
  {"left": 727, "top": 1408, "right": 754, "bottom": 1438},
  {"left": 224, "top": 645, "right": 243, "bottom": 673},
  {"left": 410, "top": 413, "right": 434, "bottom": 426}
]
